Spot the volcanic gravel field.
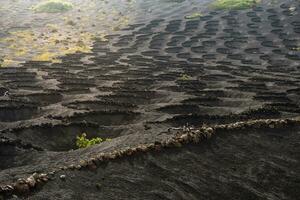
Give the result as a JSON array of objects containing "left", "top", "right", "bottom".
[{"left": 0, "top": 0, "right": 300, "bottom": 199}]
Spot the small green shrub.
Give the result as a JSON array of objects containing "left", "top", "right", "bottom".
[
  {"left": 179, "top": 74, "right": 192, "bottom": 81},
  {"left": 211, "top": 0, "right": 260, "bottom": 10},
  {"left": 33, "top": 0, "right": 73, "bottom": 13},
  {"left": 292, "top": 47, "right": 300, "bottom": 51},
  {"left": 185, "top": 12, "right": 202, "bottom": 19},
  {"left": 76, "top": 133, "right": 109, "bottom": 148}
]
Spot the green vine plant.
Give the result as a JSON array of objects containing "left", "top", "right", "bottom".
[
  {"left": 76, "top": 133, "right": 111, "bottom": 148},
  {"left": 179, "top": 74, "right": 192, "bottom": 81}
]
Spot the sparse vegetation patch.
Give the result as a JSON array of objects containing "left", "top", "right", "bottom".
[
  {"left": 212, "top": 0, "right": 260, "bottom": 10},
  {"left": 185, "top": 12, "right": 202, "bottom": 19},
  {"left": 33, "top": 0, "right": 73, "bottom": 13},
  {"left": 179, "top": 74, "right": 192, "bottom": 81}
]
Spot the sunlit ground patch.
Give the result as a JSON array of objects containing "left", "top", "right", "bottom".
[
  {"left": 0, "top": 58, "right": 18, "bottom": 67},
  {"left": 32, "top": 52, "right": 60, "bottom": 62},
  {"left": 0, "top": 26, "right": 99, "bottom": 65},
  {"left": 211, "top": 0, "right": 260, "bottom": 10},
  {"left": 0, "top": 0, "right": 135, "bottom": 66},
  {"left": 32, "top": 0, "right": 73, "bottom": 13}
]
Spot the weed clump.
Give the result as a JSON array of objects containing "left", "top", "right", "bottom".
[
  {"left": 33, "top": 0, "right": 73, "bottom": 13},
  {"left": 76, "top": 133, "right": 110, "bottom": 148},
  {"left": 185, "top": 12, "right": 202, "bottom": 19},
  {"left": 179, "top": 74, "right": 192, "bottom": 81},
  {"left": 211, "top": 0, "right": 260, "bottom": 10}
]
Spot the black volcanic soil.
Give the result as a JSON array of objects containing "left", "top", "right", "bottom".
[
  {"left": 0, "top": 0, "right": 300, "bottom": 199},
  {"left": 27, "top": 126, "right": 300, "bottom": 200}
]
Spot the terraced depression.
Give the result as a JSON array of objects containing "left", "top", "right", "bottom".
[{"left": 0, "top": 0, "right": 300, "bottom": 199}]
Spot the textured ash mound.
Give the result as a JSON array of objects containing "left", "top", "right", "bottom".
[{"left": 0, "top": 0, "right": 300, "bottom": 199}]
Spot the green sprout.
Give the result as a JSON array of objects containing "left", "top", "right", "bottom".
[
  {"left": 179, "top": 74, "right": 192, "bottom": 81},
  {"left": 76, "top": 133, "right": 109, "bottom": 148},
  {"left": 185, "top": 12, "right": 202, "bottom": 19},
  {"left": 292, "top": 47, "right": 300, "bottom": 51}
]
